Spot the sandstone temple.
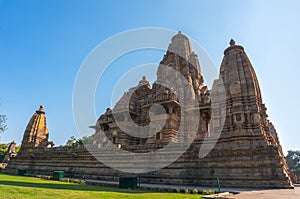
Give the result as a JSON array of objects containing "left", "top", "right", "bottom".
[{"left": 4, "top": 32, "right": 293, "bottom": 188}]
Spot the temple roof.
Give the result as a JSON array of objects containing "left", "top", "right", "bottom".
[
  {"left": 220, "top": 39, "right": 262, "bottom": 100},
  {"left": 171, "top": 31, "right": 190, "bottom": 43},
  {"left": 168, "top": 31, "right": 192, "bottom": 59}
]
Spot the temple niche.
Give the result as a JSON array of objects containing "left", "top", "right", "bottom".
[{"left": 4, "top": 32, "right": 293, "bottom": 188}]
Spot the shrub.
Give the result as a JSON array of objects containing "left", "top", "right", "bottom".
[
  {"left": 59, "top": 178, "right": 70, "bottom": 183},
  {"left": 69, "top": 179, "right": 85, "bottom": 184},
  {"left": 202, "top": 189, "right": 215, "bottom": 195},
  {"left": 192, "top": 189, "right": 198, "bottom": 194},
  {"left": 35, "top": 174, "right": 85, "bottom": 185},
  {"left": 184, "top": 189, "right": 189, "bottom": 194},
  {"left": 35, "top": 175, "right": 52, "bottom": 180}
]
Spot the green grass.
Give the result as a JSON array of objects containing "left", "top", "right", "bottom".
[{"left": 0, "top": 174, "right": 203, "bottom": 199}]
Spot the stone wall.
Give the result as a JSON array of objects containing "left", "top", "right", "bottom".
[{"left": 5, "top": 142, "right": 292, "bottom": 188}]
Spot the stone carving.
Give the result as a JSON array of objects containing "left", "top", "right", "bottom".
[{"left": 2, "top": 141, "right": 17, "bottom": 163}]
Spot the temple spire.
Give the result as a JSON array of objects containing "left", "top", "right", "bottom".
[
  {"left": 230, "top": 39, "right": 236, "bottom": 46},
  {"left": 158, "top": 32, "right": 204, "bottom": 90},
  {"left": 221, "top": 40, "right": 261, "bottom": 100},
  {"left": 168, "top": 31, "right": 192, "bottom": 58},
  {"left": 20, "top": 105, "right": 50, "bottom": 150}
]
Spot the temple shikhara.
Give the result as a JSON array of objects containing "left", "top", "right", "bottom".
[{"left": 4, "top": 32, "right": 293, "bottom": 188}]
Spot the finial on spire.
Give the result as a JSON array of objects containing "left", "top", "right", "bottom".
[
  {"left": 224, "top": 39, "right": 244, "bottom": 55},
  {"left": 139, "top": 75, "right": 150, "bottom": 87},
  {"left": 36, "top": 105, "right": 45, "bottom": 114},
  {"left": 230, "top": 39, "right": 236, "bottom": 46}
]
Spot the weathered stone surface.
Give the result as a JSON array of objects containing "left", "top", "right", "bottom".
[
  {"left": 19, "top": 105, "right": 50, "bottom": 151},
  {"left": 2, "top": 140, "right": 17, "bottom": 163},
  {"left": 5, "top": 33, "right": 293, "bottom": 188}
]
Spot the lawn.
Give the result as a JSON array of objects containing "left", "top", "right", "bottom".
[{"left": 0, "top": 174, "right": 203, "bottom": 199}]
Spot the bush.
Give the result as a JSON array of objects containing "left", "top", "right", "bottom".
[
  {"left": 191, "top": 189, "right": 198, "bottom": 194},
  {"left": 175, "top": 188, "right": 181, "bottom": 193},
  {"left": 35, "top": 175, "right": 52, "bottom": 180},
  {"left": 184, "top": 189, "right": 189, "bottom": 194},
  {"left": 59, "top": 178, "right": 85, "bottom": 184},
  {"left": 202, "top": 189, "right": 215, "bottom": 195},
  {"left": 60, "top": 178, "right": 70, "bottom": 183},
  {"left": 35, "top": 175, "right": 85, "bottom": 185},
  {"left": 68, "top": 179, "right": 85, "bottom": 184}
]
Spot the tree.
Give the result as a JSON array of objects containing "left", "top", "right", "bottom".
[
  {"left": 286, "top": 150, "right": 300, "bottom": 182},
  {"left": 79, "top": 135, "right": 94, "bottom": 145},
  {"left": 0, "top": 115, "right": 7, "bottom": 133},
  {"left": 0, "top": 143, "right": 9, "bottom": 162},
  {"left": 286, "top": 150, "right": 300, "bottom": 170},
  {"left": 15, "top": 145, "right": 21, "bottom": 153},
  {"left": 65, "top": 135, "right": 94, "bottom": 147},
  {"left": 66, "top": 136, "right": 77, "bottom": 146},
  {"left": 0, "top": 143, "right": 20, "bottom": 162}
]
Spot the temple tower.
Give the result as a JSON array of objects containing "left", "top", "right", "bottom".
[
  {"left": 96, "top": 32, "right": 210, "bottom": 147},
  {"left": 211, "top": 39, "right": 293, "bottom": 187},
  {"left": 218, "top": 39, "right": 276, "bottom": 144},
  {"left": 158, "top": 31, "right": 205, "bottom": 99},
  {"left": 221, "top": 39, "right": 263, "bottom": 135},
  {"left": 20, "top": 105, "right": 49, "bottom": 150}
]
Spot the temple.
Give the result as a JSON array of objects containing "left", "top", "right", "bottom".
[
  {"left": 4, "top": 32, "right": 293, "bottom": 188},
  {"left": 19, "top": 106, "right": 50, "bottom": 149},
  {"left": 1, "top": 141, "right": 17, "bottom": 168}
]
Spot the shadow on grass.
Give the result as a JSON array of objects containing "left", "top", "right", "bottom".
[{"left": 0, "top": 180, "right": 145, "bottom": 194}]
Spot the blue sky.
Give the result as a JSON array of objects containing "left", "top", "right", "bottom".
[{"left": 0, "top": 0, "right": 299, "bottom": 152}]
